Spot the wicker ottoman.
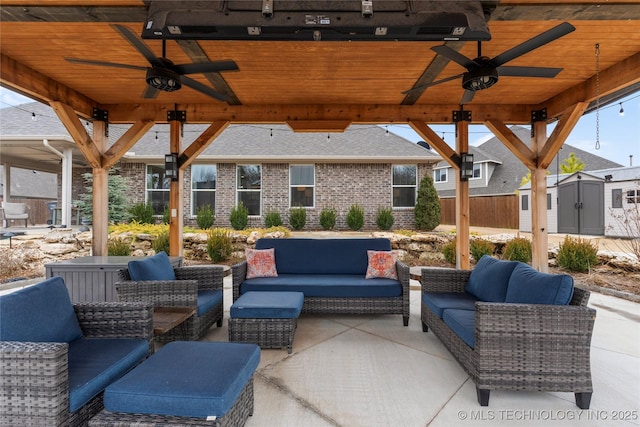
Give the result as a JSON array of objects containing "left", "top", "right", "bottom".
[
  {"left": 229, "top": 291, "right": 304, "bottom": 354},
  {"left": 88, "top": 341, "right": 260, "bottom": 427}
]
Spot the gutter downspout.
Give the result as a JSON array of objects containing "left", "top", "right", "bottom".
[{"left": 43, "top": 139, "right": 73, "bottom": 227}]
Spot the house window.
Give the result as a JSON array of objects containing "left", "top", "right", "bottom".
[
  {"left": 547, "top": 193, "right": 552, "bottom": 210},
  {"left": 612, "top": 189, "right": 623, "bottom": 208},
  {"left": 471, "top": 164, "right": 481, "bottom": 180},
  {"left": 626, "top": 189, "right": 640, "bottom": 204},
  {"left": 521, "top": 194, "right": 529, "bottom": 211},
  {"left": 290, "top": 165, "right": 315, "bottom": 208},
  {"left": 146, "top": 164, "right": 170, "bottom": 216},
  {"left": 434, "top": 168, "right": 447, "bottom": 183},
  {"left": 191, "top": 165, "right": 216, "bottom": 216},
  {"left": 392, "top": 165, "right": 417, "bottom": 208},
  {"left": 237, "top": 165, "right": 261, "bottom": 216}
]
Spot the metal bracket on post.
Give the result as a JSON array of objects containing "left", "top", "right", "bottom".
[
  {"left": 452, "top": 109, "right": 471, "bottom": 137},
  {"left": 362, "top": 1, "right": 373, "bottom": 17},
  {"left": 262, "top": 0, "right": 273, "bottom": 17},
  {"left": 92, "top": 107, "right": 109, "bottom": 137},
  {"left": 167, "top": 109, "right": 186, "bottom": 137},
  {"left": 530, "top": 108, "right": 547, "bottom": 137}
]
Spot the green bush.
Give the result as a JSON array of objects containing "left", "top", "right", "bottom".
[
  {"left": 229, "top": 202, "right": 249, "bottom": 230},
  {"left": 319, "top": 207, "right": 337, "bottom": 230},
  {"left": 206, "top": 229, "right": 233, "bottom": 262},
  {"left": 470, "top": 238, "right": 495, "bottom": 262},
  {"left": 346, "top": 204, "right": 365, "bottom": 231},
  {"left": 152, "top": 230, "right": 170, "bottom": 254},
  {"left": 196, "top": 204, "right": 215, "bottom": 230},
  {"left": 557, "top": 236, "right": 599, "bottom": 272},
  {"left": 503, "top": 237, "right": 532, "bottom": 263},
  {"left": 264, "top": 210, "right": 283, "bottom": 228},
  {"left": 289, "top": 206, "right": 307, "bottom": 230},
  {"left": 162, "top": 206, "right": 170, "bottom": 225},
  {"left": 129, "top": 202, "right": 155, "bottom": 224},
  {"left": 415, "top": 175, "right": 441, "bottom": 231},
  {"left": 108, "top": 239, "right": 131, "bottom": 256},
  {"left": 442, "top": 238, "right": 456, "bottom": 265},
  {"left": 376, "top": 206, "right": 394, "bottom": 231}
]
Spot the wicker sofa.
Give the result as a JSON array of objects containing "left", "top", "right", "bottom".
[
  {"left": 0, "top": 277, "right": 153, "bottom": 427},
  {"left": 421, "top": 256, "right": 596, "bottom": 408},
  {"left": 232, "top": 238, "right": 410, "bottom": 326}
]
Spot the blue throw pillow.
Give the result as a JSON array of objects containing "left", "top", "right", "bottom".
[
  {"left": 0, "top": 277, "right": 83, "bottom": 343},
  {"left": 128, "top": 252, "right": 176, "bottom": 281},
  {"left": 465, "top": 255, "right": 518, "bottom": 302},
  {"left": 505, "top": 263, "right": 574, "bottom": 305}
]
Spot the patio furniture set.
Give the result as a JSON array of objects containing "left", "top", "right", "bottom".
[{"left": 0, "top": 238, "right": 596, "bottom": 426}]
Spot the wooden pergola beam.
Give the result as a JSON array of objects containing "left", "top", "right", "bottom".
[
  {"left": 103, "top": 120, "right": 154, "bottom": 169},
  {"left": 538, "top": 102, "right": 589, "bottom": 169},
  {"left": 180, "top": 121, "right": 230, "bottom": 168},
  {"left": 484, "top": 119, "right": 536, "bottom": 170},
  {"left": 49, "top": 101, "right": 102, "bottom": 168},
  {"left": 408, "top": 121, "right": 459, "bottom": 168}
]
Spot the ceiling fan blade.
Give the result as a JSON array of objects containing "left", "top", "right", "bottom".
[
  {"left": 65, "top": 57, "right": 148, "bottom": 71},
  {"left": 402, "top": 73, "right": 465, "bottom": 95},
  {"left": 142, "top": 85, "right": 159, "bottom": 99},
  {"left": 492, "top": 22, "right": 575, "bottom": 67},
  {"left": 460, "top": 90, "right": 476, "bottom": 105},
  {"left": 175, "top": 61, "right": 239, "bottom": 75},
  {"left": 431, "top": 45, "right": 478, "bottom": 70},
  {"left": 498, "top": 66, "right": 563, "bottom": 78},
  {"left": 111, "top": 24, "right": 161, "bottom": 67},
  {"left": 180, "top": 76, "right": 230, "bottom": 102}
]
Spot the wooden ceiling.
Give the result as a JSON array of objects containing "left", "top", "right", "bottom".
[{"left": 1, "top": 0, "right": 640, "bottom": 126}]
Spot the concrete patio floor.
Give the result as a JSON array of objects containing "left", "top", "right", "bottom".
[{"left": 192, "top": 275, "right": 640, "bottom": 427}]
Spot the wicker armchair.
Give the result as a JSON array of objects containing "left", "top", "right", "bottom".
[
  {"left": 116, "top": 265, "right": 225, "bottom": 342},
  {"left": 421, "top": 267, "right": 596, "bottom": 408},
  {"left": 0, "top": 302, "right": 153, "bottom": 427}
]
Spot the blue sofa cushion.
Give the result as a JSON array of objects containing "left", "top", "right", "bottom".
[
  {"left": 465, "top": 256, "right": 518, "bottom": 302},
  {"left": 231, "top": 291, "right": 304, "bottom": 319},
  {"left": 128, "top": 252, "right": 176, "bottom": 281},
  {"left": 443, "top": 309, "right": 476, "bottom": 349},
  {"left": 255, "top": 238, "right": 391, "bottom": 275},
  {"left": 104, "top": 341, "right": 260, "bottom": 418},
  {"left": 67, "top": 338, "right": 149, "bottom": 412},
  {"left": 422, "top": 292, "right": 478, "bottom": 318},
  {"left": 241, "top": 274, "right": 402, "bottom": 298},
  {"left": 505, "top": 263, "right": 574, "bottom": 305},
  {"left": 0, "top": 277, "right": 83, "bottom": 343},
  {"left": 197, "top": 290, "right": 223, "bottom": 317}
]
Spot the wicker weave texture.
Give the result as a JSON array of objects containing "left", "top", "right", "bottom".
[
  {"left": 88, "top": 378, "right": 254, "bottom": 427},
  {"left": 229, "top": 318, "right": 297, "bottom": 353}
]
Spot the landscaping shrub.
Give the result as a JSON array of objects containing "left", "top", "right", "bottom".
[
  {"left": 207, "top": 228, "right": 233, "bottom": 262},
  {"left": 346, "top": 204, "right": 365, "bottom": 231},
  {"left": 264, "top": 210, "right": 283, "bottom": 228},
  {"left": 229, "top": 202, "right": 249, "bottom": 230},
  {"left": 162, "top": 206, "right": 170, "bottom": 225},
  {"left": 74, "top": 168, "right": 131, "bottom": 224},
  {"left": 129, "top": 202, "right": 155, "bottom": 224},
  {"left": 152, "top": 229, "right": 170, "bottom": 254},
  {"left": 470, "top": 238, "right": 494, "bottom": 262},
  {"left": 108, "top": 239, "right": 131, "bottom": 256},
  {"left": 376, "top": 206, "right": 394, "bottom": 231},
  {"left": 196, "top": 204, "right": 215, "bottom": 230},
  {"left": 319, "top": 207, "right": 337, "bottom": 230},
  {"left": 557, "top": 235, "right": 599, "bottom": 272},
  {"left": 415, "top": 175, "right": 441, "bottom": 231},
  {"left": 503, "top": 237, "right": 532, "bottom": 263},
  {"left": 442, "top": 238, "right": 456, "bottom": 265},
  {"left": 289, "top": 206, "right": 307, "bottom": 230}
]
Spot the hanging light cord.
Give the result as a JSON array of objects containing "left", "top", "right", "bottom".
[{"left": 595, "top": 43, "right": 601, "bottom": 150}]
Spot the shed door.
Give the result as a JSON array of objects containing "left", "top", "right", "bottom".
[{"left": 557, "top": 180, "right": 604, "bottom": 235}]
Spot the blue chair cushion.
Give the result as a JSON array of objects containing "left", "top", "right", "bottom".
[
  {"left": 104, "top": 341, "right": 261, "bottom": 418},
  {"left": 231, "top": 291, "right": 304, "bottom": 319},
  {"left": 128, "top": 252, "right": 176, "bottom": 281},
  {"left": 67, "top": 338, "right": 150, "bottom": 412},
  {"left": 197, "top": 290, "right": 223, "bottom": 317},
  {"left": 465, "top": 255, "right": 519, "bottom": 302},
  {"left": 0, "top": 277, "right": 83, "bottom": 343},
  {"left": 505, "top": 263, "right": 574, "bottom": 305},
  {"left": 240, "top": 274, "right": 402, "bottom": 298},
  {"left": 422, "top": 292, "right": 478, "bottom": 318},
  {"left": 443, "top": 309, "right": 476, "bottom": 349}
]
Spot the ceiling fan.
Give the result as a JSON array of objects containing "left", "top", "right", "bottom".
[
  {"left": 65, "top": 24, "right": 239, "bottom": 102},
  {"left": 403, "top": 22, "right": 576, "bottom": 104}
]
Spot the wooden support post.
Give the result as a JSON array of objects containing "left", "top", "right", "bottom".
[
  {"left": 531, "top": 120, "right": 549, "bottom": 272},
  {"left": 455, "top": 120, "right": 470, "bottom": 270},
  {"left": 92, "top": 120, "right": 108, "bottom": 256},
  {"left": 169, "top": 120, "right": 184, "bottom": 257}
]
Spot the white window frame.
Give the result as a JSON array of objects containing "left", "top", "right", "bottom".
[
  {"left": 289, "top": 164, "right": 315, "bottom": 208},
  {"left": 145, "top": 164, "right": 170, "bottom": 216},
  {"left": 236, "top": 164, "right": 262, "bottom": 217},
  {"left": 190, "top": 164, "right": 217, "bottom": 217},
  {"left": 434, "top": 168, "right": 448, "bottom": 183},
  {"left": 470, "top": 163, "right": 482, "bottom": 180},
  {"left": 392, "top": 164, "right": 417, "bottom": 208},
  {"left": 626, "top": 189, "right": 640, "bottom": 204}
]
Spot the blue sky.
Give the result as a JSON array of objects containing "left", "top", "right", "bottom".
[{"left": 1, "top": 87, "right": 638, "bottom": 167}]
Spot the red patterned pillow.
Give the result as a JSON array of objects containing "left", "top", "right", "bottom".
[
  {"left": 245, "top": 248, "right": 278, "bottom": 279},
  {"left": 365, "top": 250, "right": 398, "bottom": 279}
]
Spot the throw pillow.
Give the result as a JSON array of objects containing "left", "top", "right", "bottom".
[
  {"left": 465, "top": 255, "right": 518, "bottom": 302},
  {"left": 505, "top": 263, "right": 574, "bottom": 305},
  {"left": 365, "top": 250, "right": 398, "bottom": 279},
  {"left": 128, "top": 251, "right": 176, "bottom": 281},
  {"left": 246, "top": 248, "right": 278, "bottom": 279}
]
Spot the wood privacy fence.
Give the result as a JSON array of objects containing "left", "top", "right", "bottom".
[{"left": 440, "top": 194, "right": 519, "bottom": 229}]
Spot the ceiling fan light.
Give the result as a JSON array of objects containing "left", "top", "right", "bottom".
[
  {"left": 146, "top": 68, "right": 182, "bottom": 92},
  {"left": 462, "top": 67, "right": 499, "bottom": 91}
]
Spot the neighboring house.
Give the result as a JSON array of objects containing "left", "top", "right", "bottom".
[
  {"left": 1, "top": 102, "right": 441, "bottom": 230},
  {"left": 519, "top": 166, "right": 640, "bottom": 237}
]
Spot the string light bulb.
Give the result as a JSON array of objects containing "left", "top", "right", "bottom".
[
  {"left": 270, "top": 128, "right": 273, "bottom": 141},
  {"left": 619, "top": 102, "right": 625, "bottom": 117},
  {"left": 155, "top": 131, "right": 158, "bottom": 140},
  {"left": 385, "top": 125, "right": 389, "bottom": 136},
  {"left": 31, "top": 112, "right": 37, "bottom": 121}
]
